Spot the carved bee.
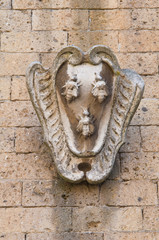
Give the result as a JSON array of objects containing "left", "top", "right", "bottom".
[
  {"left": 92, "top": 73, "right": 109, "bottom": 103},
  {"left": 62, "top": 74, "right": 81, "bottom": 103},
  {"left": 77, "top": 109, "right": 95, "bottom": 138}
]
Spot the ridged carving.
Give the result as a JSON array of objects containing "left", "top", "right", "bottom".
[{"left": 26, "top": 45, "right": 144, "bottom": 184}]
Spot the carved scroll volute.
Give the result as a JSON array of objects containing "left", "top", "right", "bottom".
[{"left": 26, "top": 45, "right": 144, "bottom": 184}]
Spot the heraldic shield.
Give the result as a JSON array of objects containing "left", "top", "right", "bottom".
[{"left": 26, "top": 45, "right": 144, "bottom": 184}]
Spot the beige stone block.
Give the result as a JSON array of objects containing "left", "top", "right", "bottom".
[
  {"left": 116, "top": 53, "right": 158, "bottom": 75},
  {"left": 22, "top": 179, "right": 99, "bottom": 207},
  {"left": 90, "top": 10, "right": 131, "bottom": 30},
  {"left": 104, "top": 232, "right": 159, "bottom": 240},
  {"left": 15, "top": 127, "right": 42, "bottom": 153},
  {"left": 0, "top": 208, "right": 21, "bottom": 233},
  {"left": 68, "top": 31, "right": 119, "bottom": 52},
  {"left": 131, "top": 99, "right": 159, "bottom": 126},
  {"left": 0, "top": 101, "right": 39, "bottom": 127},
  {"left": 101, "top": 180, "right": 157, "bottom": 206},
  {"left": 22, "top": 207, "right": 72, "bottom": 233},
  {"left": 1, "top": 31, "right": 67, "bottom": 53},
  {"left": 27, "top": 233, "right": 104, "bottom": 240},
  {"left": 141, "top": 126, "right": 159, "bottom": 152},
  {"left": 41, "top": 53, "right": 57, "bottom": 68},
  {"left": 132, "top": 9, "right": 159, "bottom": 30},
  {"left": 121, "top": 152, "right": 159, "bottom": 180},
  {"left": 70, "top": 0, "right": 118, "bottom": 8},
  {"left": 143, "top": 75, "right": 159, "bottom": 98},
  {"left": 11, "top": 76, "right": 30, "bottom": 100},
  {"left": 0, "top": 10, "right": 31, "bottom": 32},
  {"left": 0, "top": 53, "right": 39, "bottom": 76},
  {"left": 143, "top": 207, "right": 159, "bottom": 230},
  {"left": 0, "top": 152, "right": 57, "bottom": 180},
  {"left": 120, "top": 126, "right": 141, "bottom": 152},
  {"left": 0, "top": 77, "right": 11, "bottom": 100},
  {"left": 119, "top": 0, "right": 159, "bottom": 8},
  {"left": 0, "top": 128, "right": 15, "bottom": 152},
  {"left": 0, "top": 0, "right": 11, "bottom": 9},
  {"left": 0, "top": 181, "right": 22, "bottom": 206},
  {"left": 32, "top": 10, "right": 88, "bottom": 31},
  {"left": 72, "top": 206, "right": 142, "bottom": 231},
  {"left": 13, "top": 0, "right": 118, "bottom": 9},
  {"left": 0, "top": 207, "right": 71, "bottom": 233},
  {"left": 119, "top": 30, "right": 159, "bottom": 52},
  {"left": 12, "top": 0, "right": 70, "bottom": 9},
  {"left": 0, "top": 233, "right": 24, "bottom": 240}
]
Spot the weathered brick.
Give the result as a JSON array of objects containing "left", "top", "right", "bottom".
[
  {"left": 141, "top": 126, "right": 159, "bottom": 152},
  {"left": 33, "top": 10, "right": 88, "bottom": 31},
  {"left": 0, "top": 101, "right": 39, "bottom": 127},
  {"left": 119, "top": 30, "right": 159, "bottom": 52},
  {"left": 104, "top": 232, "right": 159, "bottom": 240},
  {"left": 120, "top": 126, "right": 141, "bottom": 152},
  {"left": 121, "top": 152, "right": 159, "bottom": 180},
  {"left": 119, "top": 0, "right": 159, "bottom": 8},
  {"left": 70, "top": 0, "right": 118, "bottom": 9},
  {"left": 22, "top": 180, "right": 99, "bottom": 207},
  {"left": 90, "top": 10, "right": 131, "bottom": 30},
  {"left": 15, "top": 127, "right": 42, "bottom": 153},
  {"left": 143, "top": 207, "right": 159, "bottom": 230},
  {"left": 132, "top": 9, "right": 159, "bottom": 30},
  {"left": 0, "top": 233, "right": 24, "bottom": 240},
  {"left": 22, "top": 207, "right": 72, "bottom": 233},
  {"left": 0, "top": 152, "right": 56, "bottom": 180},
  {"left": 0, "top": 181, "right": 22, "bottom": 206},
  {"left": 72, "top": 206, "right": 142, "bottom": 231},
  {"left": 131, "top": 99, "right": 159, "bottom": 126},
  {"left": 116, "top": 53, "right": 158, "bottom": 75},
  {"left": 13, "top": 0, "right": 118, "bottom": 9},
  {"left": 101, "top": 180, "right": 157, "bottom": 206},
  {"left": 143, "top": 75, "right": 159, "bottom": 98},
  {"left": 0, "top": 0, "right": 11, "bottom": 9},
  {"left": 0, "top": 128, "right": 15, "bottom": 152},
  {"left": 11, "top": 76, "right": 30, "bottom": 100},
  {"left": 0, "top": 53, "right": 39, "bottom": 76},
  {"left": 0, "top": 207, "right": 71, "bottom": 233},
  {"left": 68, "top": 31, "right": 119, "bottom": 52},
  {"left": 0, "top": 10, "right": 31, "bottom": 32},
  {"left": 27, "top": 233, "right": 104, "bottom": 240},
  {"left": 0, "top": 77, "right": 11, "bottom": 100},
  {"left": 1, "top": 31, "right": 67, "bottom": 53},
  {"left": 12, "top": 0, "right": 70, "bottom": 9}
]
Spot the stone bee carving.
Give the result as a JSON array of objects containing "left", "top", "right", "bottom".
[
  {"left": 77, "top": 109, "right": 95, "bottom": 138},
  {"left": 92, "top": 73, "right": 109, "bottom": 103},
  {"left": 62, "top": 74, "right": 81, "bottom": 103},
  {"left": 26, "top": 45, "right": 144, "bottom": 184}
]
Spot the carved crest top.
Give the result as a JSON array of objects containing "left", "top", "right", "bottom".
[{"left": 26, "top": 45, "right": 144, "bottom": 184}]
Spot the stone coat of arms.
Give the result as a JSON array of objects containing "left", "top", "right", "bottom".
[{"left": 26, "top": 45, "right": 144, "bottom": 184}]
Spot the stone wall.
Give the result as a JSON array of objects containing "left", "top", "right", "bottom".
[{"left": 0, "top": 0, "right": 159, "bottom": 239}]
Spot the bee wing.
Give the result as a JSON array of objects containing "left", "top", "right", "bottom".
[
  {"left": 90, "top": 124, "right": 95, "bottom": 134},
  {"left": 92, "top": 87, "right": 98, "bottom": 97},
  {"left": 77, "top": 121, "right": 83, "bottom": 132}
]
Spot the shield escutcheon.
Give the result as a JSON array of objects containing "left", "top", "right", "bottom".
[{"left": 26, "top": 45, "right": 144, "bottom": 184}]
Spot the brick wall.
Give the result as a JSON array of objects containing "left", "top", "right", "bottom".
[{"left": 0, "top": 0, "right": 159, "bottom": 239}]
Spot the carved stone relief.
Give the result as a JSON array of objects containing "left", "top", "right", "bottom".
[{"left": 26, "top": 45, "right": 144, "bottom": 184}]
